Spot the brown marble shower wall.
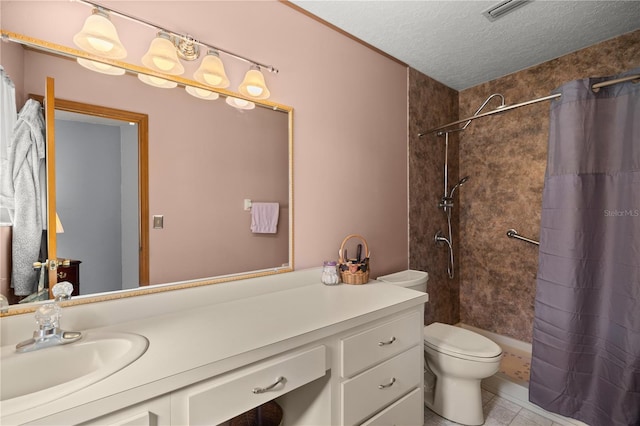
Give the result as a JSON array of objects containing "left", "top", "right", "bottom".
[
  {"left": 458, "top": 29, "right": 640, "bottom": 342},
  {"left": 408, "top": 68, "right": 460, "bottom": 326}
]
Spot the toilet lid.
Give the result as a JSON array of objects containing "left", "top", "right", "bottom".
[{"left": 424, "top": 323, "right": 502, "bottom": 358}]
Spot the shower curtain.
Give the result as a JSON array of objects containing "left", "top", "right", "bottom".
[{"left": 529, "top": 69, "right": 640, "bottom": 426}]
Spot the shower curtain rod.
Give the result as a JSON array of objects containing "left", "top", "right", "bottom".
[{"left": 420, "top": 73, "right": 640, "bottom": 135}]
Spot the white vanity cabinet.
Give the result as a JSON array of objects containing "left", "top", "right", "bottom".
[
  {"left": 2, "top": 279, "right": 428, "bottom": 426},
  {"left": 78, "top": 395, "right": 171, "bottom": 426},
  {"left": 336, "top": 311, "right": 424, "bottom": 426}
]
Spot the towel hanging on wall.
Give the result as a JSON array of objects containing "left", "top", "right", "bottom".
[{"left": 250, "top": 202, "right": 279, "bottom": 233}]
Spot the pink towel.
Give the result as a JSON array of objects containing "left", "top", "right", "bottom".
[{"left": 250, "top": 202, "right": 279, "bottom": 233}]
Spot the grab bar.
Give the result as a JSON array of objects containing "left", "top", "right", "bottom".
[{"left": 506, "top": 229, "right": 539, "bottom": 246}]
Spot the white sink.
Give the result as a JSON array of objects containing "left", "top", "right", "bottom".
[{"left": 1, "top": 330, "right": 148, "bottom": 414}]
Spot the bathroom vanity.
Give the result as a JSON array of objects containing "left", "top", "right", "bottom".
[{"left": 0, "top": 269, "right": 428, "bottom": 425}]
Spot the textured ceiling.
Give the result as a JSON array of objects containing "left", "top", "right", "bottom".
[{"left": 290, "top": 0, "right": 640, "bottom": 91}]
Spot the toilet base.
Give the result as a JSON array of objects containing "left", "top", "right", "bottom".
[{"left": 425, "top": 376, "right": 484, "bottom": 426}]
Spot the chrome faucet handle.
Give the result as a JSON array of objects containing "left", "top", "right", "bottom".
[{"left": 52, "top": 281, "right": 74, "bottom": 301}]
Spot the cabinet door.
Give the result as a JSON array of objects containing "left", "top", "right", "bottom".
[
  {"left": 341, "top": 345, "right": 422, "bottom": 426},
  {"left": 360, "top": 388, "right": 423, "bottom": 426},
  {"left": 78, "top": 395, "right": 170, "bottom": 426}
]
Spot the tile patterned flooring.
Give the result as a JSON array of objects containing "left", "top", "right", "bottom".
[{"left": 424, "top": 389, "right": 566, "bottom": 426}]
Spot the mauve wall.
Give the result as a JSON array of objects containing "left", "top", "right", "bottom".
[
  {"left": 408, "top": 68, "right": 460, "bottom": 326},
  {"left": 1, "top": 1, "right": 409, "bottom": 286},
  {"left": 458, "top": 29, "right": 640, "bottom": 342}
]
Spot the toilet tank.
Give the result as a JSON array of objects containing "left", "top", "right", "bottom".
[{"left": 376, "top": 270, "right": 428, "bottom": 293}]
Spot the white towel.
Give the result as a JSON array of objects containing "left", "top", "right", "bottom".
[{"left": 250, "top": 202, "right": 279, "bottom": 233}]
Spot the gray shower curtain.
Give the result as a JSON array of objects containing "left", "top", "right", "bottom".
[{"left": 529, "top": 69, "right": 640, "bottom": 426}]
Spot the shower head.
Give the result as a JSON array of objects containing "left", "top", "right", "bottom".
[
  {"left": 449, "top": 175, "right": 470, "bottom": 198},
  {"left": 461, "top": 93, "right": 506, "bottom": 130}
]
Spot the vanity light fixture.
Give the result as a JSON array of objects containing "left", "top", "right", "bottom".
[
  {"left": 73, "top": 8, "right": 127, "bottom": 59},
  {"left": 75, "top": 0, "right": 278, "bottom": 96},
  {"left": 76, "top": 58, "right": 126, "bottom": 75},
  {"left": 226, "top": 96, "right": 256, "bottom": 110},
  {"left": 238, "top": 65, "right": 270, "bottom": 100},
  {"left": 141, "top": 32, "right": 185, "bottom": 75},
  {"left": 193, "top": 50, "right": 230, "bottom": 89},
  {"left": 173, "top": 34, "right": 200, "bottom": 61},
  {"left": 137, "top": 74, "right": 178, "bottom": 89},
  {"left": 185, "top": 86, "right": 220, "bottom": 100}
]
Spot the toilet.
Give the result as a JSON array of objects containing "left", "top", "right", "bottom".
[{"left": 377, "top": 270, "right": 503, "bottom": 426}]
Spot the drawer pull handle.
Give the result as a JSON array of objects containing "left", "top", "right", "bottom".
[
  {"left": 378, "top": 377, "right": 396, "bottom": 389},
  {"left": 378, "top": 337, "right": 396, "bottom": 346},
  {"left": 57, "top": 272, "right": 67, "bottom": 279},
  {"left": 252, "top": 376, "right": 286, "bottom": 394}
]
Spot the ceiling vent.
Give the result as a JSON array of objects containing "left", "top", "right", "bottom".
[{"left": 483, "top": 0, "right": 531, "bottom": 22}]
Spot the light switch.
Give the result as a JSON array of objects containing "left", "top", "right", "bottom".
[{"left": 153, "top": 215, "right": 164, "bottom": 229}]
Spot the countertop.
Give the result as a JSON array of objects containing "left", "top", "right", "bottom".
[{"left": 2, "top": 279, "right": 428, "bottom": 425}]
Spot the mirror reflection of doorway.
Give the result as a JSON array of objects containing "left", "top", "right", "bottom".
[
  {"left": 55, "top": 110, "right": 141, "bottom": 294},
  {"left": 34, "top": 94, "right": 150, "bottom": 298}
]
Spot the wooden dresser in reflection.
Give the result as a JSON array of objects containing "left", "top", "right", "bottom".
[{"left": 57, "top": 259, "right": 82, "bottom": 297}]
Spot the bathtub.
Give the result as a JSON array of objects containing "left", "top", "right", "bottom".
[{"left": 457, "top": 323, "right": 588, "bottom": 426}]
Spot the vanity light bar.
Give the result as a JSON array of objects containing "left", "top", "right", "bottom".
[{"left": 75, "top": 0, "right": 279, "bottom": 74}]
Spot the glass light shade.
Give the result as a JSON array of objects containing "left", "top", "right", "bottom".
[
  {"left": 185, "top": 86, "right": 220, "bottom": 100},
  {"left": 238, "top": 67, "right": 270, "bottom": 100},
  {"left": 73, "top": 10, "right": 127, "bottom": 59},
  {"left": 137, "top": 74, "right": 178, "bottom": 89},
  {"left": 141, "top": 33, "right": 185, "bottom": 75},
  {"left": 225, "top": 96, "right": 255, "bottom": 110},
  {"left": 76, "top": 58, "right": 125, "bottom": 75},
  {"left": 193, "top": 51, "right": 230, "bottom": 88}
]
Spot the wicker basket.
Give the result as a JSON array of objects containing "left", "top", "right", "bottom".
[{"left": 338, "top": 234, "right": 370, "bottom": 285}]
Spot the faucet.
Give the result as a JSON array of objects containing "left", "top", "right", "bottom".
[{"left": 15, "top": 282, "right": 82, "bottom": 353}]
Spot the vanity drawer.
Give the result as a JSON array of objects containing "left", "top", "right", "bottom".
[
  {"left": 171, "top": 345, "right": 326, "bottom": 426},
  {"left": 341, "top": 311, "right": 422, "bottom": 377},
  {"left": 341, "top": 345, "right": 422, "bottom": 426},
  {"left": 360, "top": 387, "right": 423, "bottom": 426}
]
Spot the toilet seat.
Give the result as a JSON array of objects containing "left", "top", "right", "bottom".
[{"left": 424, "top": 323, "right": 502, "bottom": 362}]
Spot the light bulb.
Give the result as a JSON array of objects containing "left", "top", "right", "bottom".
[
  {"left": 246, "top": 85, "right": 263, "bottom": 97},
  {"left": 149, "top": 76, "right": 168, "bottom": 85},
  {"left": 194, "top": 88, "right": 212, "bottom": 97},
  {"left": 238, "top": 67, "right": 270, "bottom": 100},
  {"left": 138, "top": 74, "right": 177, "bottom": 88},
  {"left": 152, "top": 56, "right": 175, "bottom": 72},
  {"left": 203, "top": 73, "right": 223, "bottom": 86},
  {"left": 87, "top": 36, "right": 114, "bottom": 53},
  {"left": 226, "top": 97, "right": 255, "bottom": 110},
  {"left": 91, "top": 61, "right": 112, "bottom": 71},
  {"left": 76, "top": 58, "right": 125, "bottom": 75},
  {"left": 185, "top": 86, "right": 219, "bottom": 100}
]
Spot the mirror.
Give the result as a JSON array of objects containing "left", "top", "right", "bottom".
[{"left": 0, "top": 32, "right": 293, "bottom": 314}]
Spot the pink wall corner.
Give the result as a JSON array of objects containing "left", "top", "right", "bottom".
[{"left": 2, "top": 0, "right": 410, "bottom": 281}]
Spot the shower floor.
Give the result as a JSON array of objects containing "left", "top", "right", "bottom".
[{"left": 499, "top": 345, "right": 531, "bottom": 386}]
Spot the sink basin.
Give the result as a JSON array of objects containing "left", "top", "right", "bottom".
[{"left": 1, "top": 330, "right": 148, "bottom": 414}]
